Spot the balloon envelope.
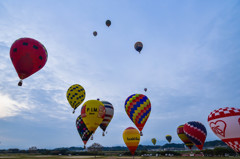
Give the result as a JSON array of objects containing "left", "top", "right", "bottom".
[
  {"left": 151, "top": 138, "right": 156, "bottom": 145},
  {"left": 81, "top": 100, "right": 105, "bottom": 132},
  {"left": 76, "top": 115, "right": 93, "bottom": 146},
  {"left": 177, "top": 125, "right": 194, "bottom": 149},
  {"left": 93, "top": 31, "right": 97, "bottom": 36},
  {"left": 208, "top": 107, "right": 240, "bottom": 153},
  {"left": 66, "top": 84, "right": 85, "bottom": 112},
  {"left": 134, "top": 42, "right": 143, "bottom": 53},
  {"left": 125, "top": 94, "right": 151, "bottom": 135},
  {"left": 166, "top": 135, "right": 172, "bottom": 143},
  {"left": 10, "top": 37, "right": 48, "bottom": 84},
  {"left": 183, "top": 121, "right": 207, "bottom": 150},
  {"left": 123, "top": 127, "right": 140, "bottom": 155},
  {"left": 106, "top": 20, "right": 111, "bottom": 27},
  {"left": 100, "top": 101, "right": 114, "bottom": 133},
  {"left": 144, "top": 88, "right": 147, "bottom": 92}
]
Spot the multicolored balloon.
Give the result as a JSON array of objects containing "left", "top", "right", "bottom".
[
  {"left": 208, "top": 107, "right": 240, "bottom": 153},
  {"left": 183, "top": 121, "right": 207, "bottom": 150},
  {"left": 76, "top": 115, "right": 93, "bottom": 148},
  {"left": 10, "top": 37, "right": 48, "bottom": 86},
  {"left": 123, "top": 127, "right": 140, "bottom": 156},
  {"left": 81, "top": 100, "right": 105, "bottom": 132},
  {"left": 125, "top": 94, "right": 151, "bottom": 136},
  {"left": 177, "top": 125, "right": 194, "bottom": 149},
  {"left": 151, "top": 138, "right": 156, "bottom": 145},
  {"left": 166, "top": 135, "right": 172, "bottom": 143},
  {"left": 134, "top": 42, "right": 143, "bottom": 53},
  {"left": 66, "top": 84, "right": 85, "bottom": 113},
  {"left": 100, "top": 101, "right": 114, "bottom": 136}
]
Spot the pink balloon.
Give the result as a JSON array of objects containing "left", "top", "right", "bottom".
[{"left": 208, "top": 107, "right": 240, "bottom": 153}]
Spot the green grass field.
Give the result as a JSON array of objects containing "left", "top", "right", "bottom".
[{"left": 0, "top": 155, "right": 239, "bottom": 159}]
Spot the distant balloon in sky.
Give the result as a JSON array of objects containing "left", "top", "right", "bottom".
[
  {"left": 93, "top": 31, "right": 97, "bottom": 37},
  {"left": 152, "top": 138, "right": 157, "bottom": 145},
  {"left": 100, "top": 101, "right": 114, "bottom": 136},
  {"left": 76, "top": 115, "right": 93, "bottom": 148},
  {"left": 144, "top": 88, "right": 147, "bottom": 92},
  {"left": 10, "top": 37, "right": 48, "bottom": 86},
  {"left": 123, "top": 127, "right": 140, "bottom": 156},
  {"left": 177, "top": 125, "right": 194, "bottom": 150},
  {"left": 81, "top": 100, "right": 105, "bottom": 133},
  {"left": 106, "top": 20, "right": 111, "bottom": 27},
  {"left": 66, "top": 84, "right": 85, "bottom": 113},
  {"left": 208, "top": 107, "right": 240, "bottom": 153},
  {"left": 125, "top": 94, "right": 151, "bottom": 136},
  {"left": 183, "top": 121, "right": 207, "bottom": 150},
  {"left": 166, "top": 135, "right": 172, "bottom": 143},
  {"left": 134, "top": 42, "right": 143, "bottom": 53}
]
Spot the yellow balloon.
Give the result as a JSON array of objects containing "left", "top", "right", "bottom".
[
  {"left": 123, "top": 127, "right": 140, "bottom": 155},
  {"left": 66, "top": 84, "right": 85, "bottom": 113},
  {"left": 81, "top": 100, "right": 105, "bottom": 132}
]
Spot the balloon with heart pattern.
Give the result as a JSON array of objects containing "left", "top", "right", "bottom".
[
  {"left": 208, "top": 107, "right": 240, "bottom": 153},
  {"left": 183, "top": 121, "right": 207, "bottom": 150}
]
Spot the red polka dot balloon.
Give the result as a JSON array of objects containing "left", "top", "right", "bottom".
[{"left": 10, "top": 38, "right": 48, "bottom": 86}]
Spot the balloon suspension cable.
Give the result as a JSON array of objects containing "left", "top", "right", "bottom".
[
  {"left": 72, "top": 106, "right": 76, "bottom": 114},
  {"left": 102, "top": 132, "right": 105, "bottom": 136},
  {"left": 140, "top": 131, "right": 143, "bottom": 136},
  {"left": 18, "top": 79, "right": 23, "bottom": 86}
]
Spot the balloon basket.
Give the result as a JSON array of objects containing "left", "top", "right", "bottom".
[
  {"left": 102, "top": 132, "right": 105, "bottom": 136},
  {"left": 72, "top": 109, "right": 75, "bottom": 114},
  {"left": 140, "top": 131, "right": 143, "bottom": 136},
  {"left": 18, "top": 80, "right": 23, "bottom": 86},
  {"left": 84, "top": 145, "right": 86, "bottom": 149},
  {"left": 91, "top": 135, "right": 93, "bottom": 140}
]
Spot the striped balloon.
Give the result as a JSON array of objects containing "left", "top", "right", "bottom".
[
  {"left": 125, "top": 94, "right": 151, "bottom": 135},
  {"left": 183, "top": 121, "right": 207, "bottom": 150},
  {"left": 177, "top": 125, "right": 194, "bottom": 149},
  {"left": 100, "top": 101, "right": 114, "bottom": 135}
]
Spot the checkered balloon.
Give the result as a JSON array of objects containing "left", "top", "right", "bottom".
[{"left": 208, "top": 107, "right": 240, "bottom": 153}]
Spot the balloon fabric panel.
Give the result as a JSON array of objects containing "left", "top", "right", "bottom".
[{"left": 76, "top": 115, "right": 93, "bottom": 145}]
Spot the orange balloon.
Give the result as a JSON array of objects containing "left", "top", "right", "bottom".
[{"left": 123, "top": 127, "right": 140, "bottom": 155}]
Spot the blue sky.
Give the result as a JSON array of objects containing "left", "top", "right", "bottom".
[{"left": 0, "top": 0, "right": 240, "bottom": 149}]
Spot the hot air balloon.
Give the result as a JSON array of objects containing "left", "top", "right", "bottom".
[
  {"left": 134, "top": 42, "right": 143, "bottom": 53},
  {"left": 81, "top": 100, "right": 105, "bottom": 133},
  {"left": 151, "top": 138, "right": 157, "bottom": 145},
  {"left": 76, "top": 115, "right": 93, "bottom": 148},
  {"left": 123, "top": 127, "right": 140, "bottom": 156},
  {"left": 144, "top": 88, "right": 147, "bottom": 92},
  {"left": 177, "top": 125, "right": 194, "bottom": 150},
  {"left": 100, "top": 101, "right": 114, "bottom": 136},
  {"left": 106, "top": 20, "right": 111, "bottom": 27},
  {"left": 166, "top": 135, "right": 172, "bottom": 143},
  {"left": 93, "top": 31, "right": 97, "bottom": 37},
  {"left": 183, "top": 121, "right": 207, "bottom": 150},
  {"left": 125, "top": 94, "right": 151, "bottom": 136},
  {"left": 208, "top": 107, "right": 240, "bottom": 153},
  {"left": 66, "top": 84, "right": 85, "bottom": 113},
  {"left": 10, "top": 37, "right": 48, "bottom": 86}
]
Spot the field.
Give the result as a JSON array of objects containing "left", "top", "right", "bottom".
[{"left": 0, "top": 155, "right": 239, "bottom": 159}]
